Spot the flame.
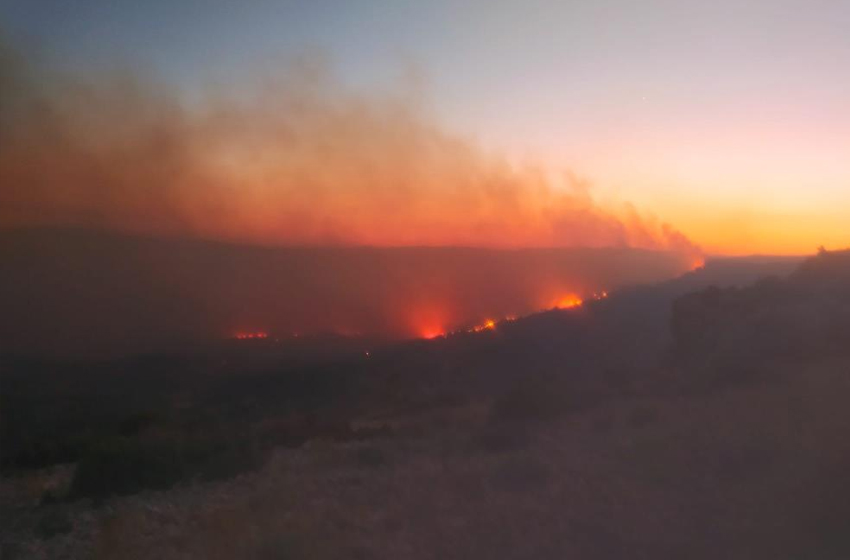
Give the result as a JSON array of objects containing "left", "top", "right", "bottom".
[
  {"left": 690, "top": 255, "right": 706, "bottom": 270},
  {"left": 470, "top": 319, "right": 497, "bottom": 332},
  {"left": 232, "top": 289, "right": 614, "bottom": 343},
  {"left": 409, "top": 302, "right": 452, "bottom": 340},
  {"left": 554, "top": 294, "right": 584, "bottom": 309},
  {"left": 420, "top": 328, "right": 446, "bottom": 339},
  {"left": 411, "top": 290, "right": 615, "bottom": 340}
]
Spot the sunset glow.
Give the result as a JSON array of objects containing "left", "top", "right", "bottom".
[{"left": 1, "top": 2, "right": 846, "bottom": 257}]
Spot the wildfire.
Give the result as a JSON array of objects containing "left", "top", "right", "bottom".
[
  {"left": 552, "top": 290, "right": 609, "bottom": 310},
  {"left": 422, "top": 317, "right": 499, "bottom": 339},
  {"left": 233, "top": 331, "right": 269, "bottom": 340},
  {"left": 471, "top": 319, "right": 496, "bottom": 333},
  {"left": 554, "top": 294, "right": 584, "bottom": 309},
  {"left": 690, "top": 255, "right": 706, "bottom": 270},
  {"left": 413, "top": 290, "right": 613, "bottom": 341},
  {"left": 232, "top": 289, "right": 612, "bottom": 343},
  {"left": 420, "top": 328, "right": 446, "bottom": 339}
]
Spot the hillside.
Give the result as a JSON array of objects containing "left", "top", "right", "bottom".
[
  {"left": 2, "top": 249, "right": 848, "bottom": 559},
  {"left": 0, "top": 227, "right": 697, "bottom": 358}
]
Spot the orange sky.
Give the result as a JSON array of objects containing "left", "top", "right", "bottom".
[{"left": 2, "top": 0, "right": 848, "bottom": 256}]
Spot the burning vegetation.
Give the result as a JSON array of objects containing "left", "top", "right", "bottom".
[
  {"left": 1, "top": 230, "right": 692, "bottom": 358},
  {"left": 410, "top": 289, "right": 609, "bottom": 341}
]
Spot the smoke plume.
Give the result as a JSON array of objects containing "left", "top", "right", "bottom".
[
  {"left": 0, "top": 43, "right": 698, "bottom": 255},
  {"left": 0, "top": 43, "right": 705, "bottom": 356}
]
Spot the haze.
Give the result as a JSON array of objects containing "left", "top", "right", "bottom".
[{"left": 3, "top": 0, "right": 848, "bottom": 254}]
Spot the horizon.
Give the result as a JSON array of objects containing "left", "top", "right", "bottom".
[{"left": 0, "top": 224, "right": 836, "bottom": 258}]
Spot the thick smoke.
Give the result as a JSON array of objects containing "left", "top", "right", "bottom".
[{"left": 0, "top": 44, "right": 698, "bottom": 255}]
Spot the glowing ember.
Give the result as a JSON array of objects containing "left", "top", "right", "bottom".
[
  {"left": 690, "top": 255, "right": 706, "bottom": 270},
  {"left": 233, "top": 331, "right": 269, "bottom": 340}
]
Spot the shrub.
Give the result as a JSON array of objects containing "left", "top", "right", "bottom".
[
  {"left": 352, "top": 445, "right": 387, "bottom": 469},
  {"left": 490, "top": 458, "right": 550, "bottom": 492},
  {"left": 474, "top": 423, "right": 530, "bottom": 453},
  {"left": 117, "top": 411, "right": 161, "bottom": 436},
  {"left": 489, "top": 374, "right": 577, "bottom": 425},
  {"left": 70, "top": 436, "right": 187, "bottom": 499},
  {"left": 70, "top": 432, "right": 268, "bottom": 500},
  {"left": 35, "top": 508, "right": 74, "bottom": 539},
  {"left": 627, "top": 405, "right": 659, "bottom": 428}
]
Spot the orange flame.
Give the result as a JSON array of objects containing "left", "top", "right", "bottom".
[
  {"left": 554, "top": 294, "right": 584, "bottom": 309},
  {"left": 233, "top": 289, "right": 614, "bottom": 343},
  {"left": 470, "top": 319, "right": 497, "bottom": 333},
  {"left": 690, "top": 255, "right": 706, "bottom": 270},
  {"left": 420, "top": 328, "right": 446, "bottom": 339}
]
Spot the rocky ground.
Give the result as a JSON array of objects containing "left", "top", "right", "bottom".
[{"left": 4, "top": 354, "right": 850, "bottom": 560}]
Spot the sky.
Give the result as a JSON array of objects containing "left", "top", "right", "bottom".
[{"left": 2, "top": 0, "right": 849, "bottom": 255}]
